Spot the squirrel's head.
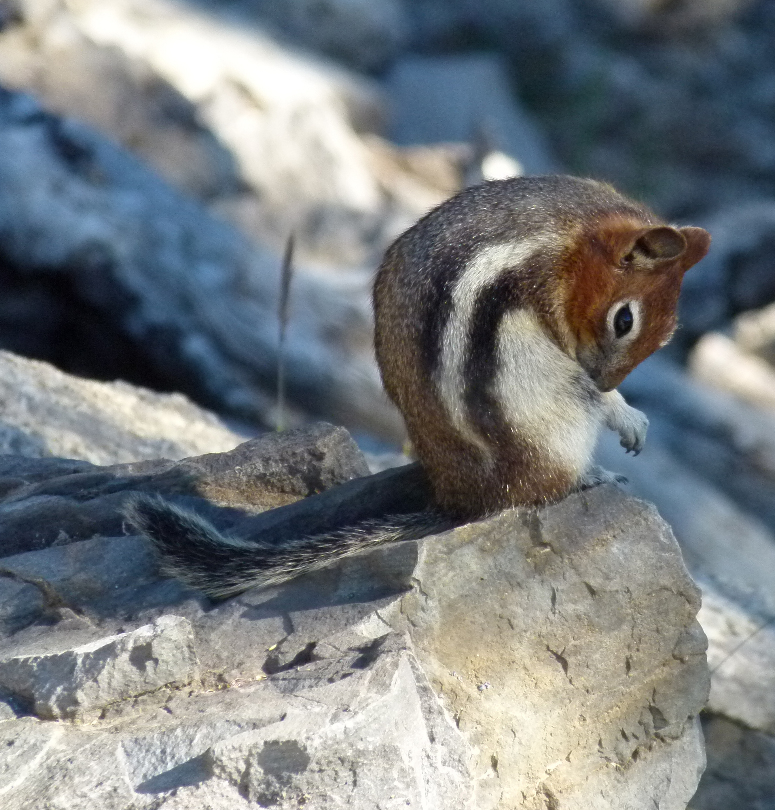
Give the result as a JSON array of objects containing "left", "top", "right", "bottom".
[{"left": 565, "top": 216, "right": 711, "bottom": 391}]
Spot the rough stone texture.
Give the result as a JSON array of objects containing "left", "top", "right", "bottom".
[
  {"left": 0, "top": 430, "right": 708, "bottom": 809},
  {"left": 0, "top": 615, "right": 199, "bottom": 719},
  {"left": 205, "top": 647, "right": 472, "bottom": 809},
  {"left": 388, "top": 485, "right": 709, "bottom": 809},
  {"left": 0, "top": 422, "right": 370, "bottom": 557},
  {"left": 0, "top": 351, "right": 241, "bottom": 465},
  {"left": 593, "top": 356, "right": 775, "bottom": 808}
]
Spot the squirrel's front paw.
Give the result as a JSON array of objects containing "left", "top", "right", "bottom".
[
  {"left": 617, "top": 407, "right": 648, "bottom": 455},
  {"left": 579, "top": 465, "right": 628, "bottom": 490}
]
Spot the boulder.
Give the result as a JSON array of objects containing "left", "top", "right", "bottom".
[
  {"left": 0, "top": 350, "right": 241, "bottom": 465},
  {"left": 0, "top": 3, "right": 240, "bottom": 201},
  {"left": 0, "top": 85, "right": 402, "bottom": 438},
  {"left": 0, "top": 421, "right": 369, "bottom": 557},
  {"left": 0, "top": 615, "right": 199, "bottom": 719},
  {"left": 0, "top": 430, "right": 709, "bottom": 808}
]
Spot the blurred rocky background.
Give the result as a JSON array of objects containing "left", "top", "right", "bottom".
[{"left": 0, "top": 0, "right": 774, "bottom": 806}]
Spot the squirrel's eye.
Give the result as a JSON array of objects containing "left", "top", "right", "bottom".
[{"left": 613, "top": 304, "right": 634, "bottom": 338}]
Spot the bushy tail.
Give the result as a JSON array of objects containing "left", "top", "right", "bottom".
[{"left": 124, "top": 496, "right": 453, "bottom": 599}]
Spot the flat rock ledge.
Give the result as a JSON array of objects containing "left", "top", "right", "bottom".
[{"left": 0, "top": 426, "right": 709, "bottom": 809}]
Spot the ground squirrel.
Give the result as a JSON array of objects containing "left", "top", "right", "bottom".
[{"left": 127, "top": 175, "right": 711, "bottom": 597}]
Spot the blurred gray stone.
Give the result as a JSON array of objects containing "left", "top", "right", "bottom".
[
  {"left": 680, "top": 203, "right": 775, "bottom": 339},
  {"left": 0, "top": 350, "right": 241, "bottom": 466},
  {"left": 690, "top": 331, "right": 775, "bottom": 412},
  {"left": 0, "top": 85, "right": 403, "bottom": 439},
  {"left": 387, "top": 53, "right": 557, "bottom": 176},
  {"left": 734, "top": 300, "right": 775, "bottom": 366},
  {"left": 245, "top": 0, "right": 407, "bottom": 71},
  {"left": 0, "top": 5, "right": 240, "bottom": 200},
  {"left": 693, "top": 714, "right": 775, "bottom": 810},
  {"left": 700, "top": 585, "right": 775, "bottom": 734},
  {"left": 0, "top": 615, "right": 199, "bottom": 719}
]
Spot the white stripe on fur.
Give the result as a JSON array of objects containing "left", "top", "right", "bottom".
[
  {"left": 436, "top": 238, "right": 549, "bottom": 455},
  {"left": 495, "top": 309, "right": 602, "bottom": 476}
]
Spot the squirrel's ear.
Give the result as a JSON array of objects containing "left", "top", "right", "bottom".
[
  {"left": 677, "top": 226, "right": 711, "bottom": 271},
  {"left": 622, "top": 226, "right": 686, "bottom": 269}
]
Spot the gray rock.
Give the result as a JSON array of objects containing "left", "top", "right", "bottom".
[
  {"left": 0, "top": 615, "right": 199, "bottom": 719},
  {"left": 0, "top": 358, "right": 710, "bottom": 806},
  {"left": 206, "top": 644, "right": 472, "bottom": 809},
  {"left": 0, "top": 84, "right": 403, "bottom": 438},
  {"left": 700, "top": 584, "right": 775, "bottom": 735},
  {"left": 387, "top": 484, "right": 708, "bottom": 809},
  {"left": 690, "top": 331, "right": 775, "bottom": 412},
  {"left": 64, "top": 0, "right": 422, "bottom": 267},
  {"left": 0, "top": 535, "right": 160, "bottom": 612},
  {"left": 693, "top": 714, "right": 775, "bottom": 810},
  {"left": 0, "top": 5, "right": 240, "bottom": 201},
  {"left": 0, "top": 350, "right": 241, "bottom": 466},
  {"left": 0, "top": 461, "right": 708, "bottom": 808},
  {"left": 387, "top": 53, "right": 557, "bottom": 176},
  {"left": 600, "top": 358, "right": 775, "bottom": 615},
  {"left": 0, "top": 575, "right": 45, "bottom": 635},
  {"left": 0, "top": 422, "right": 369, "bottom": 556}
]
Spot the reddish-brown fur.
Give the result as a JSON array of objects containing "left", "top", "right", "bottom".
[{"left": 564, "top": 216, "right": 711, "bottom": 390}]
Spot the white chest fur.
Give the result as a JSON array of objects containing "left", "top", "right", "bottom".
[{"left": 495, "top": 309, "right": 603, "bottom": 475}]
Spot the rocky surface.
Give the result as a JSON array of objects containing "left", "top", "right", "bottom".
[
  {"left": 0, "top": 83, "right": 402, "bottom": 438},
  {"left": 0, "top": 412, "right": 709, "bottom": 808},
  {"left": 0, "top": 421, "right": 368, "bottom": 558},
  {"left": 0, "top": 615, "right": 199, "bottom": 720},
  {"left": 0, "top": 0, "right": 774, "bottom": 806},
  {"left": 0, "top": 350, "right": 241, "bottom": 465}
]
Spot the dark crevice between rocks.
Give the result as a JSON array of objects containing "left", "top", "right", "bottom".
[
  {"left": 0, "top": 252, "right": 185, "bottom": 396},
  {"left": 547, "top": 646, "right": 570, "bottom": 680}
]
